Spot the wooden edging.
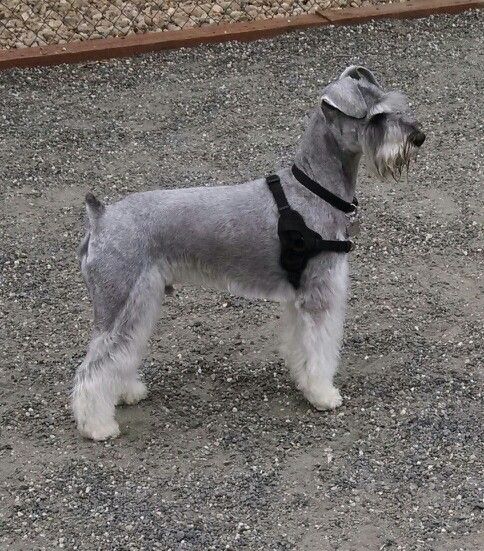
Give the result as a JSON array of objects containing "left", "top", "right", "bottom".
[{"left": 0, "top": 0, "right": 482, "bottom": 70}]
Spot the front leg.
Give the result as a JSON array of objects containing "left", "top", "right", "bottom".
[{"left": 280, "top": 263, "right": 348, "bottom": 410}]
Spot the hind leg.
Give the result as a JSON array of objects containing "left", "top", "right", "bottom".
[{"left": 72, "top": 268, "right": 163, "bottom": 440}]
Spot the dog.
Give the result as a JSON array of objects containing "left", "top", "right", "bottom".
[{"left": 72, "top": 65, "right": 425, "bottom": 440}]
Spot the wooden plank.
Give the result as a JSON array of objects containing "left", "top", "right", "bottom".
[{"left": 0, "top": 0, "right": 482, "bottom": 70}]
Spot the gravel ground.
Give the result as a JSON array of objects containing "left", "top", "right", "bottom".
[
  {"left": 0, "top": 0, "right": 401, "bottom": 49},
  {"left": 0, "top": 9, "right": 483, "bottom": 551}
]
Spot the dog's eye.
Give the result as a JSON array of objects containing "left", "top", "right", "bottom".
[{"left": 369, "top": 112, "right": 387, "bottom": 124}]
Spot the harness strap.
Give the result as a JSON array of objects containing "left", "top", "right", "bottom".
[
  {"left": 292, "top": 164, "right": 357, "bottom": 214},
  {"left": 314, "top": 239, "right": 353, "bottom": 254},
  {"left": 266, "top": 174, "right": 353, "bottom": 288},
  {"left": 266, "top": 174, "right": 290, "bottom": 212}
]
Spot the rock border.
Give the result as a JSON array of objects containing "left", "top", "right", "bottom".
[{"left": 0, "top": 0, "right": 482, "bottom": 70}]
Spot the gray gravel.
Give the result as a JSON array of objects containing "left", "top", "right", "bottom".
[{"left": 0, "top": 10, "right": 483, "bottom": 551}]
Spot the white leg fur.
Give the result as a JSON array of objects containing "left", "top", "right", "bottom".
[
  {"left": 72, "top": 268, "right": 163, "bottom": 440},
  {"left": 280, "top": 260, "right": 348, "bottom": 410}
]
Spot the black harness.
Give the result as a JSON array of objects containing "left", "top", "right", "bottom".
[{"left": 266, "top": 165, "right": 358, "bottom": 289}]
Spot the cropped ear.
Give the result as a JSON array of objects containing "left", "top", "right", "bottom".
[
  {"left": 321, "top": 76, "right": 367, "bottom": 119},
  {"left": 339, "top": 65, "right": 380, "bottom": 87}
]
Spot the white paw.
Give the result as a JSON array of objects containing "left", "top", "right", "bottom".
[
  {"left": 117, "top": 380, "right": 148, "bottom": 406},
  {"left": 72, "top": 386, "right": 120, "bottom": 440},
  {"left": 78, "top": 419, "right": 120, "bottom": 441},
  {"left": 305, "top": 385, "right": 343, "bottom": 411}
]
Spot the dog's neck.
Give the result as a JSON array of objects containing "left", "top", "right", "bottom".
[{"left": 294, "top": 110, "right": 361, "bottom": 203}]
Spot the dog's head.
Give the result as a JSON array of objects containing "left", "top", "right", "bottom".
[{"left": 320, "top": 65, "right": 425, "bottom": 180}]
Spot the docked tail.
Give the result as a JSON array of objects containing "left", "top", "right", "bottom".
[
  {"left": 85, "top": 192, "right": 105, "bottom": 226},
  {"left": 78, "top": 193, "right": 104, "bottom": 261}
]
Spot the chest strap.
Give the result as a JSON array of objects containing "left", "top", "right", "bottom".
[{"left": 266, "top": 174, "right": 353, "bottom": 289}]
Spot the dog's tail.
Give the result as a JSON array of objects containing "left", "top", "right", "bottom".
[
  {"left": 78, "top": 193, "right": 104, "bottom": 263},
  {"left": 85, "top": 192, "right": 105, "bottom": 227}
]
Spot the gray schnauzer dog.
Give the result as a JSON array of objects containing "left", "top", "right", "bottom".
[{"left": 73, "top": 65, "right": 425, "bottom": 440}]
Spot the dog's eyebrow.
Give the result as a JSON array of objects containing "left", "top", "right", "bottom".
[
  {"left": 369, "top": 104, "right": 392, "bottom": 116},
  {"left": 369, "top": 92, "right": 409, "bottom": 116}
]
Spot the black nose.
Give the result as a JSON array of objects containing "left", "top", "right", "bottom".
[{"left": 410, "top": 130, "right": 426, "bottom": 147}]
